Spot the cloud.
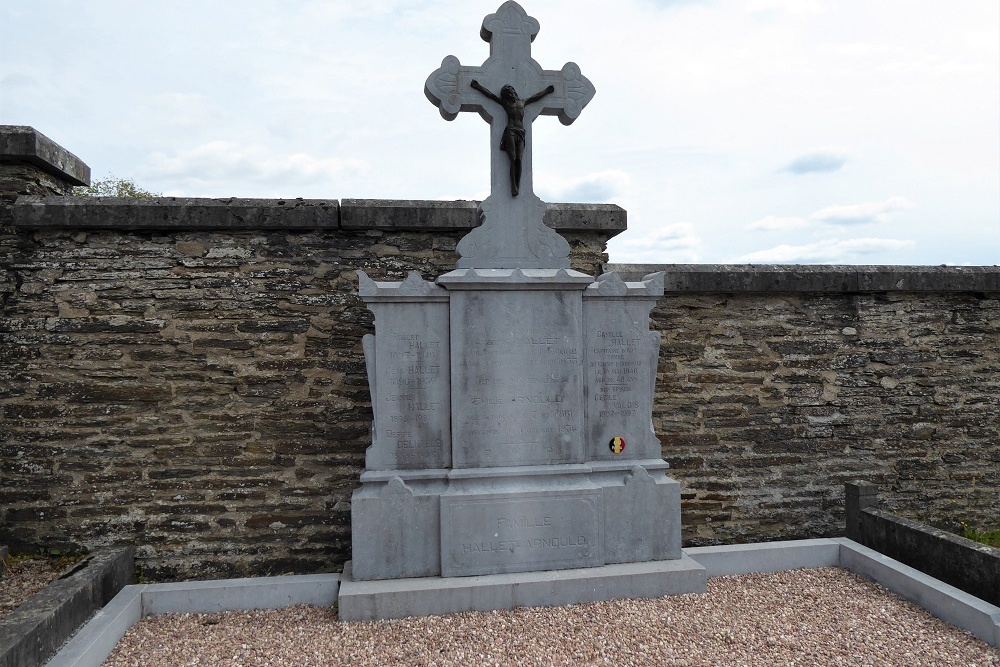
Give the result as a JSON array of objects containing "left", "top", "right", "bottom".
[
  {"left": 535, "top": 170, "right": 631, "bottom": 203},
  {"left": 810, "top": 196, "right": 913, "bottom": 225},
  {"left": 611, "top": 223, "right": 703, "bottom": 263},
  {"left": 744, "top": 0, "right": 830, "bottom": 16},
  {"left": 746, "top": 196, "right": 913, "bottom": 231},
  {"left": 745, "top": 215, "right": 809, "bottom": 232},
  {"left": 139, "top": 141, "right": 369, "bottom": 194},
  {"left": 781, "top": 151, "right": 848, "bottom": 174},
  {"left": 734, "top": 237, "right": 915, "bottom": 263}
]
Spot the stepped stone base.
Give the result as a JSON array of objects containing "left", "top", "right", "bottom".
[{"left": 337, "top": 555, "right": 706, "bottom": 621}]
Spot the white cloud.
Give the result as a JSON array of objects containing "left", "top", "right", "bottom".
[
  {"left": 743, "top": 0, "right": 829, "bottom": 17},
  {"left": 781, "top": 151, "right": 848, "bottom": 174},
  {"left": 747, "top": 196, "right": 913, "bottom": 232},
  {"left": 734, "top": 237, "right": 915, "bottom": 263},
  {"left": 138, "top": 141, "right": 369, "bottom": 195},
  {"left": 745, "top": 215, "right": 808, "bottom": 232},
  {"left": 611, "top": 223, "right": 703, "bottom": 263},
  {"left": 535, "top": 170, "right": 631, "bottom": 203},
  {"left": 810, "top": 196, "right": 913, "bottom": 226}
]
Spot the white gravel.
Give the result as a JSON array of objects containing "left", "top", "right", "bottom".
[{"left": 101, "top": 567, "right": 999, "bottom": 667}]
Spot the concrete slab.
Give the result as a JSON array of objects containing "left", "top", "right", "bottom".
[
  {"left": 337, "top": 556, "right": 706, "bottom": 621},
  {"left": 1, "top": 548, "right": 133, "bottom": 667},
  {"left": 686, "top": 538, "right": 841, "bottom": 576},
  {"left": 0, "top": 126, "right": 90, "bottom": 185},
  {"left": 44, "top": 585, "right": 145, "bottom": 667},
  {"left": 142, "top": 574, "right": 339, "bottom": 616},
  {"left": 835, "top": 538, "right": 1000, "bottom": 648},
  {"left": 44, "top": 574, "right": 339, "bottom": 667}
]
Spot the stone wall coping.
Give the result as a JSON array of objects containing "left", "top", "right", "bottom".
[
  {"left": 11, "top": 197, "right": 627, "bottom": 235},
  {"left": 607, "top": 263, "right": 1000, "bottom": 293},
  {"left": 0, "top": 126, "right": 90, "bottom": 187}
]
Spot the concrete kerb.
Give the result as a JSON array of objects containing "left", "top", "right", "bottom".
[
  {"left": 44, "top": 574, "right": 340, "bottom": 667},
  {"left": 0, "top": 548, "right": 133, "bottom": 667},
  {"left": 43, "top": 539, "right": 1000, "bottom": 667}
]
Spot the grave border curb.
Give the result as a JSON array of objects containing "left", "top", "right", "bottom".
[
  {"left": 0, "top": 548, "right": 133, "bottom": 667},
  {"left": 43, "top": 539, "right": 1000, "bottom": 666}
]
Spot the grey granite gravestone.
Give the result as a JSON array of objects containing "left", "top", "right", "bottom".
[{"left": 342, "top": 1, "right": 704, "bottom": 618}]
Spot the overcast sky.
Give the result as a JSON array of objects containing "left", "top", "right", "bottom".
[{"left": 3, "top": 0, "right": 998, "bottom": 265}]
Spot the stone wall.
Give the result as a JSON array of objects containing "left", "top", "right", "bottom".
[
  {"left": 2, "top": 127, "right": 998, "bottom": 580},
  {"left": 0, "top": 195, "right": 619, "bottom": 580},
  {"left": 610, "top": 265, "right": 1000, "bottom": 547}
]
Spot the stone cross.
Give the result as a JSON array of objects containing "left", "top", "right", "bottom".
[{"left": 425, "top": 1, "right": 596, "bottom": 269}]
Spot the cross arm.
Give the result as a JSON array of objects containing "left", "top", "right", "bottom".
[
  {"left": 424, "top": 56, "right": 492, "bottom": 122},
  {"left": 534, "top": 62, "right": 595, "bottom": 126}
]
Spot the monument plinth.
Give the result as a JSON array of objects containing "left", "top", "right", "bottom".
[{"left": 341, "top": 1, "right": 704, "bottom": 620}]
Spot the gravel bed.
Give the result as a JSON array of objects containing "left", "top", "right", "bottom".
[
  {"left": 101, "top": 567, "right": 999, "bottom": 666},
  {"left": 0, "top": 556, "right": 66, "bottom": 621}
]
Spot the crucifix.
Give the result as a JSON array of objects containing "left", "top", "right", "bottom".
[{"left": 425, "top": 1, "right": 596, "bottom": 269}]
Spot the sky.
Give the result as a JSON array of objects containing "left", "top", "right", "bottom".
[{"left": 2, "top": 0, "right": 998, "bottom": 266}]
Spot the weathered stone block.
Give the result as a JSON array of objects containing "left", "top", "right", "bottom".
[{"left": 440, "top": 467, "right": 603, "bottom": 577}]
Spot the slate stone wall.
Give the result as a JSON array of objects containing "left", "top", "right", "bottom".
[
  {"left": 0, "top": 196, "right": 616, "bottom": 580},
  {"left": 609, "top": 265, "right": 1000, "bottom": 548},
  {"left": 1, "top": 193, "right": 998, "bottom": 580}
]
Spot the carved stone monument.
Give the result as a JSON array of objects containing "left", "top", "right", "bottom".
[{"left": 339, "top": 2, "right": 705, "bottom": 620}]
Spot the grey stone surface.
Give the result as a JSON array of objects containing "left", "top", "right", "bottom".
[
  {"left": 425, "top": 2, "right": 595, "bottom": 269},
  {"left": 44, "top": 574, "right": 340, "bottom": 667},
  {"left": 583, "top": 272, "right": 664, "bottom": 461},
  {"left": 441, "top": 271, "right": 589, "bottom": 468},
  {"left": 0, "top": 547, "right": 7, "bottom": 580},
  {"left": 835, "top": 538, "right": 1000, "bottom": 648},
  {"left": 338, "top": 556, "right": 706, "bottom": 621},
  {"left": 846, "top": 482, "right": 1000, "bottom": 608},
  {"left": 13, "top": 197, "right": 627, "bottom": 235},
  {"left": 341, "top": 200, "right": 626, "bottom": 233},
  {"left": 141, "top": 574, "right": 340, "bottom": 615},
  {"left": 597, "top": 465, "right": 681, "bottom": 563},
  {"left": 685, "top": 539, "right": 841, "bottom": 577},
  {"left": 351, "top": 252, "right": 675, "bottom": 585},
  {"left": 440, "top": 466, "right": 603, "bottom": 576},
  {"left": 13, "top": 196, "right": 340, "bottom": 229},
  {"left": 607, "top": 263, "right": 1000, "bottom": 293},
  {"left": 0, "top": 126, "right": 90, "bottom": 186},
  {"left": 351, "top": 475, "right": 446, "bottom": 581},
  {"left": 844, "top": 480, "right": 879, "bottom": 542},
  {"left": 359, "top": 271, "right": 451, "bottom": 470},
  {"left": 349, "top": 4, "right": 676, "bottom": 590},
  {"left": 43, "top": 585, "right": 144, "bottom": 667},
  {"left": 0, "top": 548, "right": 133, "bottom": 667}
]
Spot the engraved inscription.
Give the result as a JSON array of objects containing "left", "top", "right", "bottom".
[
  {"left": 588, "top": 329, "right": 644, "bottom": 416},
  {"left": 451, "top": 291, "right": 584, "bottom": 467},
  {"left": 442, "top": 492, "right": 602, "bottom": 576},
  {"left": 380, "top": 333, "right": 445, "bottom": 455}
]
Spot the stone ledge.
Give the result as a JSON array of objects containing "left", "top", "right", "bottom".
[
  {"left": 341, "top": 199, "right": 626, "bottom": 234},
  {"left": 0, "top": 547, "right": 134, "bottom": 667},
  {"left": 606, "top": 263, "right": 1000, "bottom": 293},
  {"left": 12, "top": 197, "right": 340, "bottom": 230},
  {"left": 338, "top": 556, "right": 706, "bottom": 621},
  {"left": 11, "top": 197, "right": 626, "bottom": 234},
  {"left": 0, "top": 127, "right": 90, "bottom": 187}
]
